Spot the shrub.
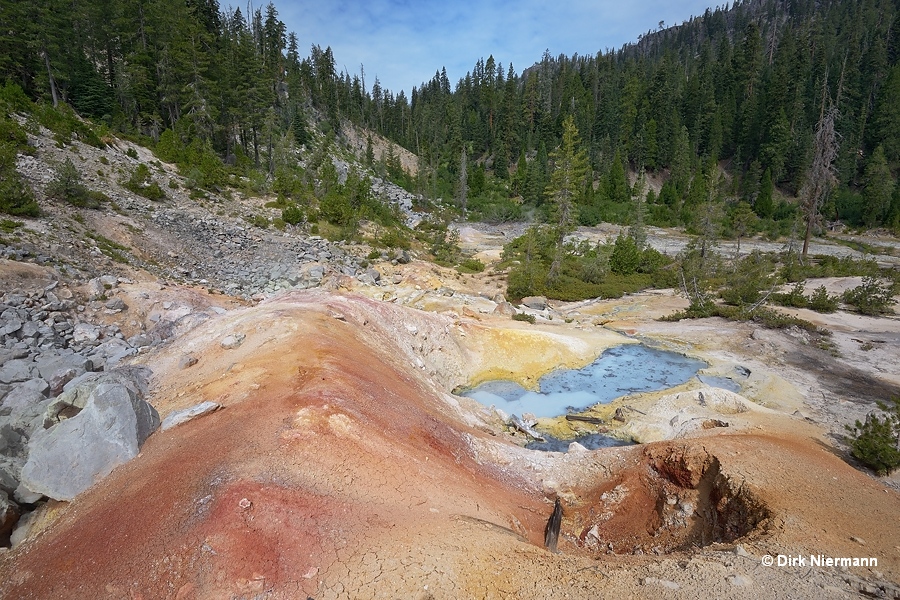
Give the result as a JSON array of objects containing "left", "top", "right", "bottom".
[
  {"left": 281, "top": 204, "right": 305, "bottom": 225},
  {"left": 720, "top": 251, "right": 776, "bottom": 307},
  {"left": 0, "top": 141, "right": 39, "bottom": 216},
  {"left": 457, "top": 258, "right": 485, "bottom": 273},
  {"left": 512, "top": 313, "right": 536, "bottom": 324},
  {"left": 842, "top": 277, "right": 897, "bottom": 316},
  {"left": 0, "top": 219, "right": 23, "bottom": 233},
  {"left": 47, "top": 158, "right": 102, "bottom": 208},
  {"left": 609, "top": 233, "right": 641, "bottom": 275},
  {"left": 808, "top": 285, "right": 839, "bottom": 313},
  {"left": 246, "top": 214, "right": 269, "bottom": 229},
  {"left": 378, "top": 227, "right": 411, "bottom": 250},
  {"left": 845, "top": 397, "right": 900, "bottom": 476},
  {"left": 771, "top": 281, "right": 808, "bottom": 308},
  {"left": 124, "top": 163, "right": 165, "bottom": 200}
]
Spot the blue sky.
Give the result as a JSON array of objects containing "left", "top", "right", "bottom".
[{"left": 275, "top": 0, "right": 718, "bottom": 95}]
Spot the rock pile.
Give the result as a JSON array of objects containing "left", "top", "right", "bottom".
[
  {"left": 147, "top": 209, "right": 369, "bottom": 297},
  {"left": 0, "top": 282, "right": 168, "bottom": 547}
]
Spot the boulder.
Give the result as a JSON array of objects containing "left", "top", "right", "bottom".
[
  {"left": 34, "top": 353, "right": 92, "bottom": 382},
  {"left": 0, "top": 458, "right": 20, "bottom": 495},
  {"left": 72, "top": 322, "right": 101, "bottom": 344},
  {"left": 220, "top": 333, "right": 244, "bottom": 349},
  {"left": 520, "top": 296, "right": 548, "bottom": 310},
  {"left": 0, "top": 359, "right": 38, "bottom": 385},
  {"left": 161, "top": 401, "right": 222, "bottom": 431},
  {"left": 104, "top": 297, "right": 127, "bottom": 312},
  {"left": 44, "top": 366, "right": 151, "bottom": 428},
  {"left": 177, "top": 354, "right": 198, "bottom": 369},
  {"left": 21, "top": 378, "right": 160, "bottom": 501},
  {"left": 493, "top": 302, "right": 517, "bottom": 316}
]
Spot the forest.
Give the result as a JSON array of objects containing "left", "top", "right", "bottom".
[{"left": 1, "top": 0, "right": 899, "bottom": 259}]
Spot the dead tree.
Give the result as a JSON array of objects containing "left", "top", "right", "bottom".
[{"left": 799, "top": 105, "right": 840, "bottom": 259}]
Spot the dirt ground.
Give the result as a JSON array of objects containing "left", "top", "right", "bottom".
[{"left": 1, "top": 279, "right": 899, "bottom": 598}]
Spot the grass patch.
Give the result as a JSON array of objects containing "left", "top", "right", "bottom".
[{"left": 85, "top": 231, "right": 131, "bottom": 263}]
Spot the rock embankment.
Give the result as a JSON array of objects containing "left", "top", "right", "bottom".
[{"left": 0, "top": 279, "right": 170, "bottom": 547}]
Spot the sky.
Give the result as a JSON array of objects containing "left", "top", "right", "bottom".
[{"left": 273, "top": 0, "right": 718, "bottom": 96}]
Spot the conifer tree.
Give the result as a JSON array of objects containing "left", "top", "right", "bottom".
[{"left": 545, "top": 116, "right": 588, "bottom": 280}]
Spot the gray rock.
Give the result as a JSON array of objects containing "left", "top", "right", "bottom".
[
  {"left": 10, "top": 505, "right": 39, "bottom": 547},
  {"left": 1, "top": 394, "right": 50, "bottom": 440},
  {"left": 161, "top": 401, "right": 221, "bottom": 431},
  {"left": 48, "top": 368, "right": 79, "bottom": 397},
  {"left": 0, "top": 359, "right": 36, "bottom": 384},
  {"left": 220, "top": 333, "right": 245, "bottom": 349},
  {"left": 72, "top": 322, "right": 101, "bottom": 344},
  {"left": 104, "top": 297, "right": 127, "bottom": 312},
  {"left": 34, "top": 353, "right": 92, "bottom": 381},
  {"left": 0, "top": 458, "right": 20, "bottom": 495},
  {"left": 46, "top": 366, "right": 152, "bottom": 428},
  {"left": 85, "top": 278, "right": 106, "bottom": 301},
  {"left": 13, "top": 482, "right": 42, "bottom": 505},
  {"left": 521, "top": 296, "right": 548, "bottom": 310},
  {"left": 21, "top": 380, "right": 160, "bottom": 501},
  {"left": 493, "top": 302, "right": 517, "bottom": 316},
  {"left": 178, "top": 354, "right": 198, "bottom": 369}
]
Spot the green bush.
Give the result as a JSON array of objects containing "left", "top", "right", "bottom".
[
  {"left": 281, "top": 203, "right": 305, "bottom": 225},
  {"left": 0, "top": 140, "right": 39, "bottom": 216},
  {"left": 32, "top": 102, "right": 105, "bottom": 148},
  {"left": 842, "top": 277, "right": 897, "bottom": 316},
  {"left": 808, "top": 285, "right": 839, "bottom": 313},
  {"left": 246, "top": 214, "right": 269, "bottom": 229},
  {"left": 845, "top": 397, "right": 900, "bottom": 475},
  {"left": 609, "top": 233, "right": 641, "bottom": 275},
  {"left": 0, "top": 219, "right": 23, "bottom": 232},
  {"left": 47, "top": 158, "right": 103, "bottom": 208},
  {"left": 771, "top": 281, "right": 808, "bottom": 308},
  {"left": 512, "top": 313, "right": 536, "bottom": 324},
  {"left": 457, "top": 258, "right": 485, "bottom": 273},
  {"left": 720, "top": 251, "right": 776, "bottom": 307},
  {"left": 124, "top": 163, "right": 165, "bottom": 200},
  {"left": 378, "top": 226, "right": 411, "bottom": 250}
]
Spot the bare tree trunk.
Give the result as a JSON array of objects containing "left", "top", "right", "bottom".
[
  {"left": 799, "top": 105, "right": 839, "bottom": 260},
  {"left": 42, "top": 49, "right": 59, "bottom": 107}
]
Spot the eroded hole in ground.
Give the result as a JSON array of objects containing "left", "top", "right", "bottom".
[{"left": 560, "top": 445, "right": 771, "bottom": 555}]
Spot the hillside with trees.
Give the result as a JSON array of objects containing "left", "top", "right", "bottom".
[{"left": 1, "top": 0, "right": 899, "bottom": 299}]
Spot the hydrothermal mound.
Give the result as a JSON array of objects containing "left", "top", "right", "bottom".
[{"left": 1, "top": 290, "right": 898, "bottom": 599}]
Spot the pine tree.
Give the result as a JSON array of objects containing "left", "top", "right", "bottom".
[
  {"left": 862, "top": 146, "right": 895, "bottom": 227},
  {"left": 545, "top": 115, "right": 589, "bottom": 280},
  {"left": 755, "top": 167, "right": 775, "bottom": 218}
]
